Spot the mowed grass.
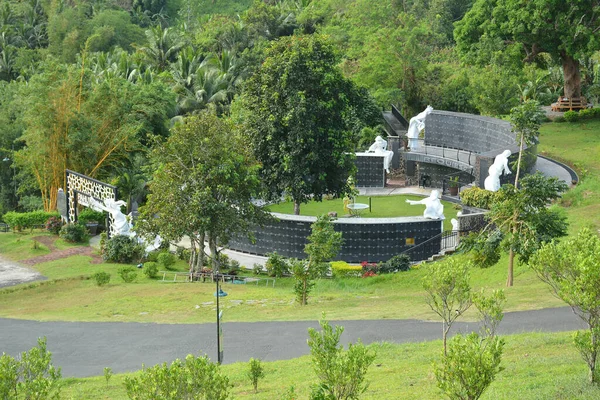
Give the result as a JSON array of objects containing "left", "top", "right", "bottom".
[
  {"left": 61, "top": 331, "right": 600, "bottom": 399},
  {"left": 267, "top": 194, "right": 460, "bottom": 231},
  {"left": 0, "top": 244, "right": 563, "bottom": 324}
]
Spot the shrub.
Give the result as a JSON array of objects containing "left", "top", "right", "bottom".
[
  {"left": 124, "top": 354, "right": 230, "bottom": 399},
  {"left": 563, "top": 110, "right": 579, "bottom": 122},
  {"left": 361, "top": 261, "right": 379, "bottom": 274},
  {"left": 118, "top": 266, "right": 138, "bottom": 283},
  {"left": 59, "top": 223, "right": 88, "bottom": 243},
  {"left": 103, "top": 235, "right": 143, "bottom": 263},
  {"left": 176, "top": 247, "right": 191, "bottom": 262},
  {"left": 45, "top": 217, "right": 63, "bottom": 235},
  {"left": 157, "top": 252, "right": 177, "bottom": 270},
  {"left": 382, "top": 254, "right": 411, "bottom": 273},
  {"left": 330, "top": 261, "right": 362, "bottom": 278},
  {"left": 143, "top": 262, "right": 159, "bottom": 279},
  {"left": 3, "top": 211, "right": 60, "bottom": 231},
  {"left": 553, "top": 116, "right": 566, "bottom": 123},
  {"left": 265, "top": 252, "right": 289, "bottom": 277},
  {"left": 247, "top": 358, "right": 265, "bottom": 393},
  {"left": 92, "top": 271, "right": 111, "bottom": 286},
  {"left": 460, "top": 187, "right": 499, "bottom": 209},
  {"left": 77, "top": 208, "right": 104, "bottom": 224},
  {"left": 253, "top": 263, "right": 263, "bottom": 275}
]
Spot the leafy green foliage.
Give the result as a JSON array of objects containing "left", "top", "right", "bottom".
[
  {"left": 529, "top": 228, "right": 600, "bottom": 383},
  {"left": 77, "top": 209, "right": 104, "bottom": 224},
  {"left": 45, "top": 216, "right": 63, "bottom": 235},
  {"left": 124, "top": 354, "right": 230, "bottom": 399},
  {"left": 92, "top": 271, "right": 111, "bottom": 287},
  {"left": 103, "top": 367, "right": 113, "bottom": 387},
  {"left": 238, "top": 34, "right": 376, "bottom": 213},
  {"left": 59, "top": 223, "right": 88, "bottom": 243},
  {"left": 307, "top": 317, "right": 376, "bottom": 400},
  {"left": 156, "top": 252, "right": 177, "bottom": 270},
  {"left": 3, "top": 211, "right": 60, "bottom": 231},
  {"left": 423, "top": 258, "right": 472, "bottom": 354},
  {"left": 459, "top": 187, "right": 498, "bottom": 210},
  {"left": 330, "top": 261, "right": 362, "bottom": 278},
  {"left": 118, "top": 266, "right": 138, "bottom": 283},
  {"left": 143, "top": 262, "right": 159, "bottom": 279},
  {"left": 265, "top": 252, "right": 289, "bottom": 277},
  {"left": 382, "top": 254, "right": 411, "bottom": 273},
  {"left": 246, "top": 358, "right": 265, "bottom": 393},
  {"left": 103, "top": 235, "right": 143, "bottom": 264},
  {"left": 563, "top": 110, "right": 580, "bottom": 122},
  {"left": 0, "top": 337, "right": 62, "bottom": 400}
]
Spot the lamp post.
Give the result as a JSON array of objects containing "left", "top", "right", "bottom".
[{"left": 214, "top": 257, "right": 227, "bottom": 364}]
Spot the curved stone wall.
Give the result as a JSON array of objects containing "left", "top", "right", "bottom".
[
  {"left": 425, "top": 111, "right": 514, "bottom": 153},
  {"left": 228, "top": 213, "right": 444, "bottom": 263}
]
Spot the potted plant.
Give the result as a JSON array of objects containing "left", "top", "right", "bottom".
[{"left": 448, "top": 176, "right": 460, "bottom": 196}]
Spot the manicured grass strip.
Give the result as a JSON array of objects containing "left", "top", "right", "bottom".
[
  {"left": 60, "top": 331, "right": 600, "bottom": 399},
  {"left": 266, "top": 195, "right": 459, "bottom": 231}
]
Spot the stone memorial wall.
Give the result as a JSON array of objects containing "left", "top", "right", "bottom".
[{"left": 354, "top": 153, "right": 386, "bottom": 188}]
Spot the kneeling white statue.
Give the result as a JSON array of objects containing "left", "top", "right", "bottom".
[
  {"left": 407, "top": 105, "right": 433, "bottom": 150},
  {"left": 405, "top": 190, "right": 445, "bottom": 220},
  {"left": 366, "top": 135, "right": 394, "bottom": 173},
  {"left": 484, "top": 150, "right": 512, "bottom": 192}
]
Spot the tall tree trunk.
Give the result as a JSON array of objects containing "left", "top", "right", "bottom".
[
  {"left": 208, "top": 234, "right": 219, "bottom": 273},
  {"left": 562, "top": 52, "right": 581, "bottom": 99},
  {"left": 198, "top": 232, "right": 206, "bottom": 271},
  {"left": 507, "top": 248, "right": 515, "bottom": 287},
  {"left": 294, "top": 201, "right": 300, "bottom": 215}
]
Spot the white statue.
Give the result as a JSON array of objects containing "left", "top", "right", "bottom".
[
  {"left": 405, "top": 190, "right": 445, "bottom": 220},
  {"left": 451, "top": 218, "right": 459, "bottom": 231},
  {"left": 407, "top": 106, "right": 433, "bottom": 150},
  {"left": 103, "top": 199, "right": 133, "bottom": 236},
  {"left": 366, "top": 135, "right": 394, "bottom": 173},
  {"left": 484, "top": 150, "right": 512, "bottom": 192}
]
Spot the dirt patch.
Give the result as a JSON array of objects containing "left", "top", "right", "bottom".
[
  {"left": 31, "top": 236, "right": 58, "bottom": 252},
  {"left": 21, "top": 246, "right": 103, "bottom": 266}
]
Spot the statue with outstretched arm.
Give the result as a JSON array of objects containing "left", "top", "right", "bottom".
[{"left": 405, "top": 190, "right": 445, "bottom": 220}]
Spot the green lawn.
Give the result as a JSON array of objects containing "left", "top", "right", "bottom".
[
  {"left": 267, "top": 194, "right": 460, "bottom": 231},
  {"left": 60, "top": 330, "right": 600, "bottom": 399}
]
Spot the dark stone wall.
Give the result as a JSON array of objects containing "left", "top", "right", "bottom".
[
  {"left": 354, "top": 154, "right": 386, "bottom": 187},
  {"left": 425, "top": 111, "right": 513, "bottom": 153},
  {"left": 418, "top": 164, "right": 474, "bottom": 188},
  {"left": 228, "top": 213, "right": 443, "bottom": 263}
]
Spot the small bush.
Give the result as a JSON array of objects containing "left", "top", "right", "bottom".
[
  {"left": 265, "top": 252, "right": 289, "bottom": 277},
  {"left": 103, "top": 235, "right": 143, "bottom": 263},
  {"left": 143, "top": 262, "right": 159, "bottom": 279},
  {"left": 59, "top": 223, "right": 88, "bottom": 243},
  {"left": 563, "top": 110, "right": 579, "bottom": 122},
  {"left": 460, "top": 187, "right": 499, "bottom": 209},
  {"left": 253, "top": 263, "right": 263, "bottom": 275},
  {"left": 176, "top": 247, "right": 191, "bottom": 262},
  {"left": 118, "top": 266, "right": 138, "bottom": 283},
  {"left": 45, "top": 217, "right": 63, "bottom": 235},
  {"left": 382, "top": 254, "right": 411, "bottom": 273},
  {"left": 553, "top": 116, "right": 566, "bottom": 123},
  {"left": 247, "top": 358, "right": 265, "bottom": 393},
  {"left": 361, "top": 261, "right": 379, "bottom": 274},
  {"left": 157, "top": 252, "right": 177, "bottom": 270},
  {"left": 330, "top": 261, "right": 362, "bottom": 278},
  {"left": 77, "top": 208, "right": 104, "bottom": 224},
  {"left": 92, "top": 271, "right": 111, "bottom": 286}
]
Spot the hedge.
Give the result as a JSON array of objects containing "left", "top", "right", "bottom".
[
  {"left": 3, "top": 211, "right": 60, "bottom": 231},
  {"left": 330, "top": 261, "right": 362, "bottom": 278}
]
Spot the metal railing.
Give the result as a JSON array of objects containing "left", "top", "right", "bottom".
[
  {"left": 410, "top": 140, "right": 476, "bottom": 168},
  {"left": 401, "top": 230, "right": 460, "bottom": 260}
]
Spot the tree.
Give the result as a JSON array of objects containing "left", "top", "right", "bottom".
[
  {"left": 124, "top": 354, "right": 230, "bottom": 399},
  {"left": 238, "top": 34, "right": 375, "bottom": 215},
  {"left": 136, "top": 109, "right": 268, "bottom": 274},
  {"left": 485, "top": 172, "right": 568, "bottom": 287},
  {"left": 434, "top": 290, "right": 506, "bottom": 400},
  {"left": 293, "top": 214, "right": 343, "bottom": 305},
  {"left": 529, "top": 228, "right": 600, "bottom": 384},
  {"left": 509, "top": 100, "right": 545, "bottom": 188},
  {"left": 455, "top": 0, "right": 600, "bottom": 99},
  {"left": 423, "top": 257, "right": 472, "bottom": 355},
  {"left": 246, "top": 358, "right": 265, "bottom": 393},
  {"left": 307, "top": 317, "right": 376, "bottom": 400}
]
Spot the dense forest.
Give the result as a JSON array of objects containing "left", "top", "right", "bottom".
[{"left": 1, "top": 0, "right": 599, "bottom": 214}]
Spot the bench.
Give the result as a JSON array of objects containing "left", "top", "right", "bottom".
[{"left": 551, "top": 97, "right": 591, "bottom": 112}]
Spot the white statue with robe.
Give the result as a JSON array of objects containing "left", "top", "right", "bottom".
[
  {"left": 366, "top": 135, "right": 394, "bottom": 173},
  {"left": 405, "top": 190, "right": 445, "bottom": 220},
  {"left": 484, "top": 150, "right": 512, "bottom": 192},
  {"left": 407, "top": 106, "right": 433, "bottom": 150}
]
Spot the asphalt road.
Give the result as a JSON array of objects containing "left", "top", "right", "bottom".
[{"left": 0, "top": 306, "right": 585, "bottom": 378}]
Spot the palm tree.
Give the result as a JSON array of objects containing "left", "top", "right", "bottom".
[{"left": 137, "top": 26, "right": 185, "bottom": 72}]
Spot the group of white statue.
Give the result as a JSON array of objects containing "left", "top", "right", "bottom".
[{"left": 88, "top": 197, "right": 162, "bottom": 254}]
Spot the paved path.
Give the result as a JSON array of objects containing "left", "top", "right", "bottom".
[
  {"left": 0, "top": 306, "right": 585, "bottom": 378},
  {"left": 0, "top": 255, "right": 46, "bottom": 289}
]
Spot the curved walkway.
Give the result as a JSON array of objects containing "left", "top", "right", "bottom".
[{"left": 0, "top": 307, "right": 585, "bottom": 378}]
